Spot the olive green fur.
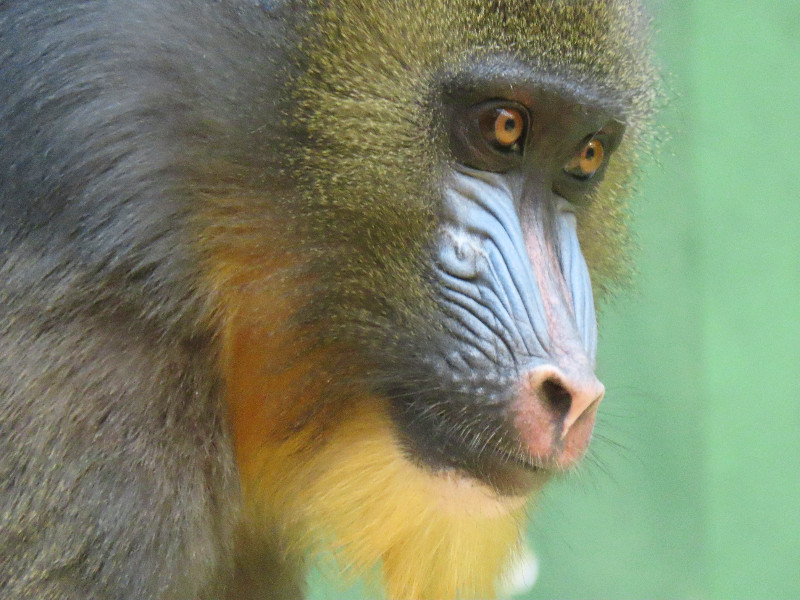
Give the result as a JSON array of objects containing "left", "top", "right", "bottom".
[{"left": 292, "top": 0, "right": 658, "bottom": 313}]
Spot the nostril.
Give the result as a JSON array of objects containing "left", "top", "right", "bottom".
[
  {"left": 540, "top": 377, "right": 572, "bottom": 420},
  {"left": 525, "top": 366, "right": 604, "bottom": 437},
  {"left": 515, "top": 365, "right": 605, "bottom": 466}
]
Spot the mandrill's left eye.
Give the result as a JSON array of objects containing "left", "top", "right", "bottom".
[{"left": 565, "top": 137, "right": 606, "bottom": 180}]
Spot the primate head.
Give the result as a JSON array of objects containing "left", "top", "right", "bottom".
[
  {"left": 209, "top": 1, "right": 656, "bottom": 597},
  {"left": 0, "top": 1, "right": 657, "bottom": 599}
]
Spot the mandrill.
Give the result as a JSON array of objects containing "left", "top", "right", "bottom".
[{"left": 0, "top": 1, "right": 656, "bottom": 599}]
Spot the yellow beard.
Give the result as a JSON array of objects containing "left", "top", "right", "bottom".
[{"left": 239, "top": 401, "right": 545, "bottom": 599}]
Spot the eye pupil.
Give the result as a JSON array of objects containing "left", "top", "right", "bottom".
[{"left": 504, "top": 118, "right": 516, "bottom": 131}]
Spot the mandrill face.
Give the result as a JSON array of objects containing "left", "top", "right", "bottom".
[
  {"left": 389, "top": 77, "right": 623, "bottom": 494},
  {"left": 288, "top": 3, "right": 655, "bottom": 506}
]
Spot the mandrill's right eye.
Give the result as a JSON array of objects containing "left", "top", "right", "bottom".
[
  {"left": 479, "top": 106, "right": 526, "bottom": 153},
  {"left": 449, "top": 99, "right": 530, "bottom": 172}
]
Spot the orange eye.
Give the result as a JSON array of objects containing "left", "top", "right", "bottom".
[
  {"left": 567, "top": 138, "right": 605, "bottom": 179},
  {"left": 492, "top": 108, "right": 524, "bottom": 148}
]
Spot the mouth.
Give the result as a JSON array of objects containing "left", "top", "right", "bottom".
[
  {"left": 385, "top": 382, "right": 552, "bottom": 497},
  {"left": 474, "top": 443, "right": 551, "bottom": 497},
  {"left": 492, "top": 447, "right": 542, "bottom": 474},
  {"left": 412, "top": 418, "right": 552, "bottom": 498}
]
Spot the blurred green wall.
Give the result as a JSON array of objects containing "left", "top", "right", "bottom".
[
  {"left": 526, "top": 1, "right": 800, "bottom": 598},
  {"left": 308, "top": 1, "right": 800, "bottom": 598}
]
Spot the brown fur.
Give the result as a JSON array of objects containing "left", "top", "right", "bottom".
[{"left": 0, "top": 1, "right": 656, "bottom": 597}]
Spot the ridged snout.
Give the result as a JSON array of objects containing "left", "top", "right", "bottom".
[
  {"left": 436, "top": 168, "right": 605, "bottom": 472},
  {"left": 513, "top": 184, "right": 605, "bottom": 470}
]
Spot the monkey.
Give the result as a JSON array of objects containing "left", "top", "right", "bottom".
[{"left": 0, "top": 1, "right": 657, "bottom": 598}]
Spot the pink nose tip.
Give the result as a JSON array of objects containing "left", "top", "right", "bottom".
[
  {"left": 530, "top": 366, "right": 605, "bottom": 439},
  {"left": 514, "top": 365, "right": 605, "bottom": 468}
]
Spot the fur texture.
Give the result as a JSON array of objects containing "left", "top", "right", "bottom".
[{"left": 0, "top": 1, "right": 656, "bottom": 598}]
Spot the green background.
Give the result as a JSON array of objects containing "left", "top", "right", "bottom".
[
  {"left": 309, "top": 1, "right": 800, "bottom": 597},
  {"left": 528, "top": 0, "right": 800, "bottom": 598}
]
